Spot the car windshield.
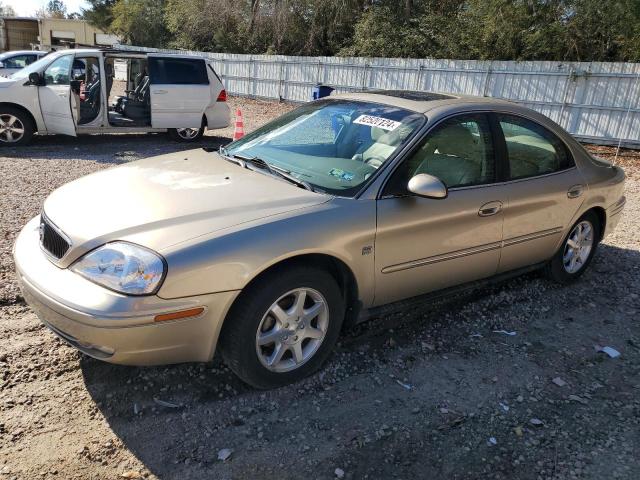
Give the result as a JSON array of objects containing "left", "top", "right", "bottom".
[
  {"left": 10, "top": 53, "right": 55, "bottom": 79},
  {"left": 224, "top": 99, "right": 424, "bottom": 196}
]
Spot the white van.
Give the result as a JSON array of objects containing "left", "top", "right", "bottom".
[{"left": 0, "top": 48, "right": 230, "bottom": 146}]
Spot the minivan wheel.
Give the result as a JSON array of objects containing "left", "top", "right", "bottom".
[
  {"left": 168, "top": 127, "right": 204, "bottom": 142},
  {"left": 219, "top": 266, "right": 344, "bottom": 389},
  {"left": 0, "top": 108, "right": 34, "bottom": 146},
  {"left": 544, "top": 211, "right": 600, "bottom": 284}
]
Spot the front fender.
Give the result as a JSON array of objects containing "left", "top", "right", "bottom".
[{"left": 157, "top": 198, "right": 377, "bottom": 307}]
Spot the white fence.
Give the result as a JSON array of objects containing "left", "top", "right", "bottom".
[{"left": 120, "top": 45, "right": 640, "bottom": 147}]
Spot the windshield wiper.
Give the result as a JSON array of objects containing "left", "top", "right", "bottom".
[
  {"left": 217, "top": 146, "right": 246, "bottom": 168},
  {"left": 230, "top": 153, "right": 315, "bottom": 192}
]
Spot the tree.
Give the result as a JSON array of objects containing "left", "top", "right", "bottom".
[
  {"left": 82, "top": 0, "right": 116, "bottom": 31},
  {"left": 111, "top": 0, "right": 169, "bottom": 47},
  {"left": 47, "top": 0, "right": 68, "bottom": 18},
  {"left": 0, "top": 1, "right": 16, "bottom": 16}
]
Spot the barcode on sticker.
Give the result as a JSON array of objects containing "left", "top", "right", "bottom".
[{"left": 353, "top": 115, "right": 401, "bottom": 131}]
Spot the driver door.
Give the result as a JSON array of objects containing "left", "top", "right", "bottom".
[
  {"left": 374, "top": 114, "right": 507, "bottom": 306},
  {"left": 39, "top": 54, "right": 77, "bottom": 137}
]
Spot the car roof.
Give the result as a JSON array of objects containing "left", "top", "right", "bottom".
[
  {"left": 47, "top": 48, "right": 212, "bottom": 62},
  {"left": 333, "top": 90, "right": 515, "bottom": 114},
  {"left": 1, "top": 50, "right": 46, "bottom": 56}
]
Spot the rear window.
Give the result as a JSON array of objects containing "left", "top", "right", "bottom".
[{"left": 149, "top": 57, "right": 209, "bottom": 85}]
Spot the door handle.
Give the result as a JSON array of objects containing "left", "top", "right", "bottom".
[
  {"left": 478, "top": 201, "right": 503, "bottom": 217},
  {"left": 567, "top": 184, "right": 584, "bottom": 199},
  {"left": 153, "top": 89, "right": 168, "bottom": 94}
]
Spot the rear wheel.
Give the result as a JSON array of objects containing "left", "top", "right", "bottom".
[
  {"left": 0, "top": 107, "right": 34, "bottom": 146},
  {"left": 168, "top": 127, "right": 204, "bottom": 142},
  {"left": 544, "top": 211, "right": 600, "bottom": 283},
  {"left": 219, "top": 265, "right": 344, "bottom": 389}
]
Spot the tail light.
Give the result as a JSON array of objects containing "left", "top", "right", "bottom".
[{"left": 217, "top": 89, "right": 227, "bottom": 102}]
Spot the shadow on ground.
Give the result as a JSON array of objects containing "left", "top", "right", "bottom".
[
  {"left": 1, "top": 133, "right": 231, "bottom": 164},
  {"left": 80, "top": 243, "right": 640, "bottom": 479}
]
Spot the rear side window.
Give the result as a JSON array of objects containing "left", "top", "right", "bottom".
[
  {"left": 498, "top": 115, "right": 573, "bottom": 180},
  {"left": 149, "top": 57, "right": 209, "bottom": 85}
]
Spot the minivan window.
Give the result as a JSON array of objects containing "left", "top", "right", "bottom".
[
  {"left": 498, "top": 114, "right": 573, "bottom": 179},
  {"left": 44, "top": 55, "right": 72, "bottom": 86},
  {"left": 149, "top": 57, "right": 208, "bottom": 85}
]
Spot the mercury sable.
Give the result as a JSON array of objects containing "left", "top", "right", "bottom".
[{"left": 14, "top": 91, "right": 626, "bottom": 388}]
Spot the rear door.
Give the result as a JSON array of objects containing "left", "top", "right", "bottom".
[
  {"left": 148, "top": 55, "right": 211, "bottom": 128},
  {"left": 495, "top": 113, "right": 584, "bottom": 273},
  {"left": 38, "top": 54, "right": 77, "bottom": 136}
]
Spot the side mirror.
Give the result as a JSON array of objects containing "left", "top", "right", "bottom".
[
  {"left": 28, "top": 72, "right": 42, "bottom": 85},
  {"left": 407, "top": 173, "right": 448, "bottom": 199}
]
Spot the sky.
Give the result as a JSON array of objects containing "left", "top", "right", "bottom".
[{"left": 4, "top": 0, "right": 89, "bottom": 16}]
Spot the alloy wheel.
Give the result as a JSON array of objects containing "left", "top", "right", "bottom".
[
  {"left": 176, "top": 128, "right": 200, "bottom": 140},
  {"left": 255, "top": 287, "right": 329, "bottom": 373},
  {"left": 563, "top": 220, "right": 594, "bottom": 274},
  {"left": 0, "top": 114, "right": 25, "bottom": 143}
]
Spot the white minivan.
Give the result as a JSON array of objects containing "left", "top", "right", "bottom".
[{"left": 0, "top": 48, "right": 230, "bottom": 146}]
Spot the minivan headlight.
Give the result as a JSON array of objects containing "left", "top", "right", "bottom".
[{"left": 71, "top": 242, "right": 165, "bottom": 295}]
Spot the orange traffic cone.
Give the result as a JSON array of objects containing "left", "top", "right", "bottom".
[{"left": 233, "top": 108, "right": 245, "bottom": 140}]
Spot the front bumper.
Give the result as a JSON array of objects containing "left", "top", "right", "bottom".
[{"left": 14, "top": 216, "right": 239, "bottom": 366}]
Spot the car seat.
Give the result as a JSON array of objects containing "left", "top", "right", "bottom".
[
  {"left": 79, "top": 79, "right": 101, "bottom": 124},
  {"left": 121, "top": 76, "right": 151, "bottom": 120},
  {"left": 353, "top": 125, "right": 414, "bottom": 168},
  {"left": 505, "top": 135, "right": 558, "bottom": 178},
  {"left": 414, "top": 124, "right": 483, "bottom": 187}
]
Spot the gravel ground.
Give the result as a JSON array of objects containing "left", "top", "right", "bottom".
[{"left": 1, "top": 97, "right": 639, "bottom": 480}]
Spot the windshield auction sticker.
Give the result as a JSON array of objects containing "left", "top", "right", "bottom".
[{"left": 353, "top": 115, "right": 402, "bottom": 131}]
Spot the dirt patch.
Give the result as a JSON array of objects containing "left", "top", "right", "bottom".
[{"left": 0, "top": 99, "right": 638, "bottom": 480}]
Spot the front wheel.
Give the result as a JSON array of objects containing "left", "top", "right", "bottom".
[
  {"left": 0, "top": 107, "right": 35, "bottom": 146},
  {"left": 219, "top": 266, "right": 344, "bottom": 389},
  {"left": 544, "top": 211, "right": 600, "bottom": 283},
  {"left": 168, "top": 127, "right": 204, "bottom": 142}
]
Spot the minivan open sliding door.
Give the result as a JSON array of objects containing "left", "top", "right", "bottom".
[
  {"left": 148, "top": 55, "right": 211, "bottom": 128},
  {"left": 39, "top": 54, "right": 77, "bottom": 136}
]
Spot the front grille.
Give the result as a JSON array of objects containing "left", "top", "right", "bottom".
[{"left": 40, "top": 215, "right": 70, "bottom": 259}]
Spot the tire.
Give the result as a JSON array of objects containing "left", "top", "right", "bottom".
[
  {"left": 544, "top": 211, "right": 601, "bottom": 284},
  {"left": 219, "top": 265, "right": 345, "bottom": 389},
  {"left": 0, "top": 107, "right": 35, "bottom": 146},
  {"left": 168, "top": 127, "right": 204, "bottom": 142}
]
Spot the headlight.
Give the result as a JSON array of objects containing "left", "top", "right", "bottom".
[{"left": 71, "top": 242, "right": 165, "bottom": 295}]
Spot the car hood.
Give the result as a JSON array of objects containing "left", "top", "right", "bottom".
[
  {"left": 43, "top": 149, "right": 330, "bottom": 265},
  {"left": 0, "top": 76, "right": 17, "bottom": 87}
]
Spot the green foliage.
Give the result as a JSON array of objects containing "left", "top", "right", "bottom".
[
  {"left": 82, "top": 0, "right": 116, "bottom": 31},
  {"left": 81, "top": 0, "right": 640, "bottom": 61},
  {"left": 111, "top": 0, "right": 170, "bottom": 47}
]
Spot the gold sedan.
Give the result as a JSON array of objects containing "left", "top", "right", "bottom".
[{"left": 14, "top": 91, "right": 626, "bottom": 388}]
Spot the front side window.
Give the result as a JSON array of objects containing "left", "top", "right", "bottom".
[
  {"left": 385, "top": 114, "right": 495, "bottom": 196},
  {"left": 44, "top": 55, "right": 72, "bottom": 86},
  {"left": 149, "top": 57, "right": 208, "bottom": 85},
  {"left": 3, "top": 54, "right": 36, "bottom": 69},
  {"left": 499, "top": 115, "right": 573, "bottom": 179},
  {"left": 225, "top": 100, "right": 424, "bottom": 196}
]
